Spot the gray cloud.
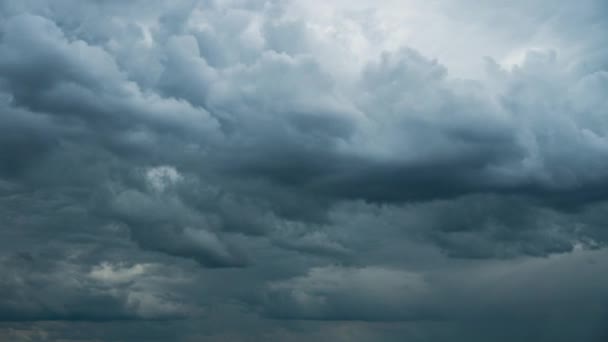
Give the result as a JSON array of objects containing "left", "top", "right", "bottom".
[
  {"left": 1, "top": 0, "right": 607, "bottom": 341},
  {"left": 264, "top": 248, "right": 608, "bottom": 327},
  {"left": 0, "top": 253, "right": 197, "bottom": 321}
]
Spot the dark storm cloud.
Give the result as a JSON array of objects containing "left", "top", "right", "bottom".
[
  {"left": 0, "top": 99, "right": 59, "bottom": 178},
  {"left": 2, "top": 1, "right": 606, "bottom": 205},
  {"left": 1, "top": 0, "right": 608, "bottom": 341},
  {"left": 0, "top": 253, "right": 197, "bottom": 321},
  {"left": 263, "top": 248, "right": 608, "bottom": 342}
]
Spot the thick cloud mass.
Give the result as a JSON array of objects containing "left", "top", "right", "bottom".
[{"left": 1, "top": 0, "right": 608, "bottom": 341}]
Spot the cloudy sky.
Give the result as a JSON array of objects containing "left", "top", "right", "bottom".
[{"left": 1, "top": 0, "right": 607, "bottom": 341}]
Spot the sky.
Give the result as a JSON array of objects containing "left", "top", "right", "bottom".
[{"left": 0, "top": 0, "right": 607, "bottom": 341}]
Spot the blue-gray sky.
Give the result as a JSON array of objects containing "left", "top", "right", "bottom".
[{"left": 1, "top": 1, "right": 608, "bottom": 341}]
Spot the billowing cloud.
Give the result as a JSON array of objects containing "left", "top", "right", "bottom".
[
  {"left": 0, "top": 255, "right": 196, "bottom": 321},
  {"left": 1, "top": 0, "right": 607, "bottom": 341}
]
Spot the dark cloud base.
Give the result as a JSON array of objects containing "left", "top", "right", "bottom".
[{"left": 1, "top": 0, "right": 608, "bottom": 341}]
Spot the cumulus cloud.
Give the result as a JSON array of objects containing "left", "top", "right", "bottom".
[
  {"left": 0, "top": 0, "right": 607, "bottom": 341},
  {"left": 0, "top": 255, "right": 195, "bottom": 321}
]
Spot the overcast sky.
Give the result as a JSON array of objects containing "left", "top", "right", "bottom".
[{"left": 1, "top": 0, "right": 608, "bottom": 341}]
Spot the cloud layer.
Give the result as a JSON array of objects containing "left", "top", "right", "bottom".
[{"left": 1, "top": 0, "right": 607, "bottom": 341}]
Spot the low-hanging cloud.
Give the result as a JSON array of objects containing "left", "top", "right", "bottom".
[{"left": 1, "top": 0, "right": 607, "bottom": 341}]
